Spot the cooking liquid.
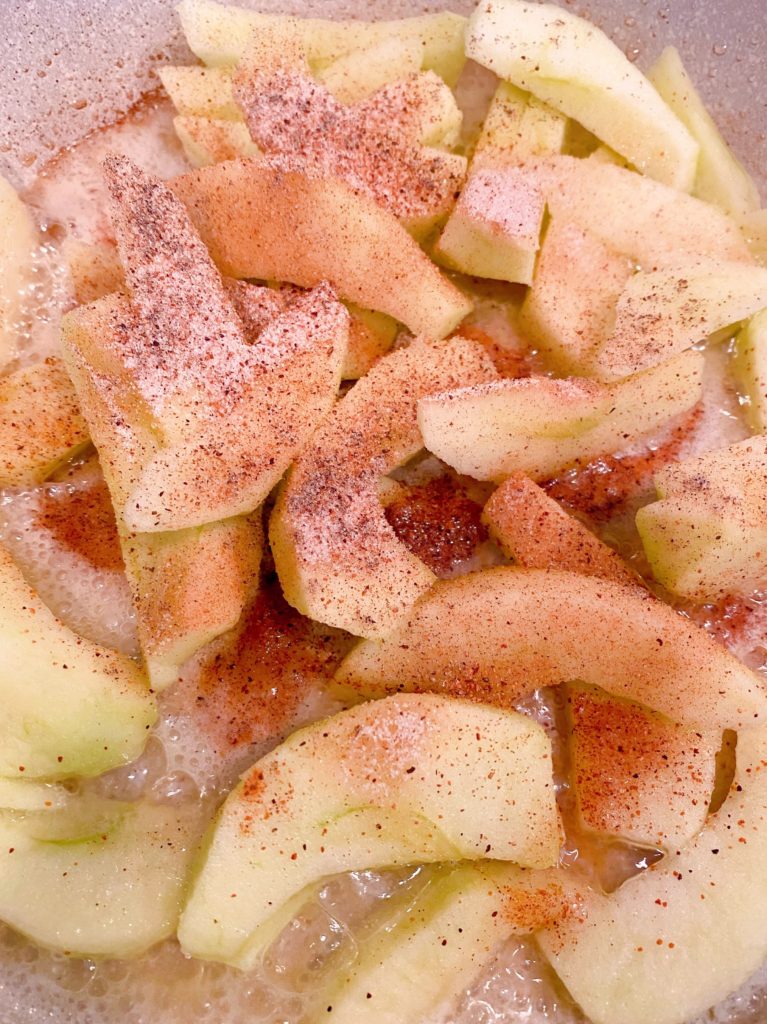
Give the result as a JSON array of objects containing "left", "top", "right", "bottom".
[{"left": 1, "top": 79, "right": 767, "bottom": 1024}]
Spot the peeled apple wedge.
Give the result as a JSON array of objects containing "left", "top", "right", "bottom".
[
  {"left": 0, "top": 797, "right": 195, "bottom": 958},
  {"left": 270, "top": 337, "right": 497, "bottom": 638},
  {"left": 177, "top": 0, "right": 468, "bottom": 87},
  {"left": 333, "top": 567, "right": 767, "bottom": 732},
  {"left": 159, "top": 65, "right": 239, "bottom": 119},
  {"left": 539, "top": 725, "right": 767, "bottom": 1024},
  {"left": 648, "top": 47, "right": 761, "bottom": 219},
  {"left": 0, "top": 778, "right": 69, "bottom": 812},
  {"left": 0, "top": 174, "right": 38, "bottom": 372},
  {"left": 178, "top": 693, "right": 560, "bottom": 968},
  {"left": 316, "top": 35, "right": 424, "bottom": 105},
  {"left": 0, "top": 359, "right": 90, "bottom": 487},
  {"left": 472, "top": 82, "right": 567, "bottom": 168},
  {"left": 594, "top": 260, "right": 767, "bottom": 380},
  {"left": 0, "top": 542, "right": 155, "bottom": 780},
  {"left": 173, "top": 116, "right": 259, "bottom": 167},
  {"left": 418, "top": 348, "right": 704, "bottom": 482},
  {"left": 172, "top": 158, "right": 472, "bottom": 339},
  {"left": 733, "top": 308, "right": 767, "bottom": 432},
  {"left": 636, "top": 436, "right": 767, "bottom": 602},
  {"left": 465, "top": 0, "right": 698, "bottom": 189}
]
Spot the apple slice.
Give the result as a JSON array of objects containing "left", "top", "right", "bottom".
[
  {"left": 473, "top": 82, "right": 567, "bottom": 169},
  {"left": 594, "top": 260, "right": 767, "bottom": 380},
  {"left": 636, "top": 436, "right": 767, "bottom": 602},
  {"left": 539, "top": 725, "right": 767, "bottom": 1024},
  {"left": 63, "top": 238, "right": 124, "bottom": 304},
  {"left": 483, "top": 474, "right": 638, "bottom": 587},
  {"left": 177, "top": 0, "right": 467, "bottom": 87},
  {"left": 177, "top": 693, "right": 561, "bottom": 967},
  {"left": 270, "top": 337, "right": 497, "bottom": 638},
  {"left": 518, "top": 218, "right": 634, "bottom": 374},
  {"left": 418, "top": 348, "right": 704, "bottom": 482},
  {"left": 0, "top": 541, "right": 155, "bottom": 779},
  {"left": 0, "top": 175, "right": 38, "bottom": 372},
  {"left": 333, "top": 566, "right": 767, "bottom": 731},
  {"left": 733, "top": 309, "right": 767, "bottom": 432},
  {"left": 465, "top": 0, "right": 698, "bottom": 189},
  {"left": 0, "top": 797, "right": 195, "bottom": 958},
  {"left": 159, "top": 65, "right": 239, "bottom": 120},
  {"left": 121, "top": 514, "right": 262, "bottom": 690},
  {"left": 566, "top": 682, "right": 718, "bottom": 851},
  {"left": 0, "top": 359, "right": 90, "bottom": 487},
  {"left": 171, "top": 158, "right": 472, "bottom": 339},
  {"left": 648, "top": 47, "right": 761, "bottom": 219},
  {"left": 316, "top": 35, "right": 423, "bottom": 105},
  {"left": 741, "top": 208, "right": 767, "bottom": 265},
  {"left": 173, "top": 115, "right": 259, "bottom": 167},
  {"left": 0, "top": 778, "right": 69, "bottom": 812}
]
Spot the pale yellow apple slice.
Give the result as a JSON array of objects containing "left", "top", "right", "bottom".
[
  {"left": 333, "top": 566, "right": 766, "bottom": 731},
  {"left": 594, "top": 260, "right": 767, "bottom": 380},
  {"left": 159, "top": 65, "right": 240, "bottom": 120},
  {"left": 0, "top": 778, "right": 69, "bottom": 812},
  {"left": 63, "top": 238, "right": 124, "bottom": 304},
  {"left": 0, "top": 359, "right": 90, "bottom": 487},
  {"left": 483, "top": 474, "right": 638, "bottom": 587},
  {"left": 178, "top": 693, "right": 560, "bottom": 968},
  {"left": 177, "top": 0, "right": 467, "bottom": 86},
  {"left": 741, "top": 208, "right": 767, "bottom": 265},
  {"left": 472, "top": 82, "right": 567, "bottom": 169},
  {"left": 539, "top": 725, "right": 767, "bottom": 1024},
  {"left": 733, "top": 308, "right": 767, "bottom": 432},
  {"left": 173, "top": 115, "right": 259, "bottom": 167},
  {"left": 465, "top": 0, "right": 698, "bottom": 189},
  {"left": 121, "top": 514, "right": 262, "bottom": 690},
  {"left": 316, "top": 35, "right": 423, "bottom": 104},
  {"left": 566, "top": 682, "right": 718, "bottom": 850},
  {"left": 270, "top": 337, "right": 497, "bottom": 638},
  {"left": 171, "top": 158, "right": 472, "bottom": 339},
  {"left": 0, "top": 541, "right": 155, "bottom": 780},
  {"left": 0, "top": 175, "right": 38, "bottom": 372},
  {"left": 648, "top": 47, "right": 761, "bottom": 219},
  {"left": 418, "top": 348, "right": 703, "bottom": 482},
  {"left": 636, "top": 435, "right": 767, "bottom": 602},
  {"left": 518, "top": 218, "right": 634, "bottom": 374}
]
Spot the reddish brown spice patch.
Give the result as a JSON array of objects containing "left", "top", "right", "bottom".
[
  {"left": 456, "top": 324, "right": 533, "bottom": 379},
  {"left": 34, "top": 476, "right": 124, "bottom": 572},
  {"left": 384, "top": 475, "right": 487, "bottom": 577},
  {"left": 544, "top": 407, "right": 702, "bottom": 521},
  {"left": 502, "top": 880, "right": 584, "bottom": 933}
]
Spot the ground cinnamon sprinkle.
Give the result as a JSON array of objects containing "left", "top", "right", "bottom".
[
  {"left": 34, "top": 475, "right": 124, "bottom": 573},
  {"left": 384, "top": 475, "right": 487, "bottom": 577},
  {"left": 502, "top": 880, "right": 584, "bottom": 933},
  {"left": 456, "top": 324, "right": 533, "bottom": 379}
]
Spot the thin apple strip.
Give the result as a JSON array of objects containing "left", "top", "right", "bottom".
[
  {"left": 594, "top": 260, "right": 767, "bottom": 380},
  {"left": 472, "top": 82, "right": 567, "bottom": 168},
  {"left": 316, "top": 35, "right": 424, "bottom": 104},
  {"left": 172, "top": 116, "right": 259, "bottom": 167},
  {"left": 0, "top": 175, "right": 38, "bottom": 372},
  {"left": 0, "top": 359, "right": 90, "bottom": 487},
  {"left": 648, "top": 47, "right": 761, "bottom": 219},
  {"left": 159, "top": 65, "right": 239, "bottom": 119},
  {"left": 418, "top": 349, "right": 703, "bottom": 482},
  {"left": 270, "top": 338, "right": 497, "bottom": 639},
  {"left": 733, "top": 308, "right": 767, "bottom": 432},
  {"left": 465, "top": 0, "right": 698, "bottom": 189},
  {"left": 172, "top": 158, "right": 472, "bottom": 339},
  {"left": 0, "top": 778, "right": 70, "bottom": 811},
  {"left": 539, "top": 725, "right": 767, "bottom": 1024},
  {"left": 333, "top": 566, "right": 767, "bottom": 731},
  {"left": 178, "top": 694, "right": 560, "bottom": 968}
]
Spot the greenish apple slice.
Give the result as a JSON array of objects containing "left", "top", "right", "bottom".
[
  {"left": 733, "top": 309, "right": 767, "bottom": 433},
  {"left": 317, "top": 35, "right": 424, "bottom": 105},
  {"left": 0, "top": 797, "right": 195, "bottom": 957},
  {"left": 270, "top": 337, "right": 496, "bottom": 639},
  {"left": 636, "top": 436, "right": 767, "bottom": 601},
  {"left": 465, "top": 0, "right": 698, "bottom": 189},
  {"left": 648, "top": 47, "right": 761, "bottom": 219},
  {"left": 418, "top": 348, "right": 703, "bottom": 482},
  {"left": 594, "top": 260, "right": 767, "bottom": 380},
  {"left": 333, "top": 567, "right": 767, "bottom": 731},
  {"left": 0, "top": 174, "right": 38, "bottom": 371},
  {"left": 0, "top": 778, "right": 69, "bottom": 812},
  {"left": 0, "top": 541, "right": 155, "bottom": 780},
  {"left": 177, "top": 693, "right": 560, "bottom": 968},
  {"left": 539, "top": 724, "right": 767, "bottom": 1024}
]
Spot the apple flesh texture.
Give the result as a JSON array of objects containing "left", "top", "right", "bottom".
[
  {"left": 418, "top": 348, "right": 703, "bottom": 483},
  {"left": 270, "top": 337, "right": 497, "bottom": 639},
  {"left": 648, "top": 46, "right": 761, "bottom": 220},
  {"left": 0, "top": 797, "right": 195, "bottom": 958},
  {"left": 0, "top": 778, "right": 69, "bottom": 812},
  {"left": 540, "top": 724, "right": 767, "bottom": 1024},
  {"left": 465, "top": 0, "right": 698, "bottom": 189},
  {"left": 566, "top": 682, "right": 717, "bottom": 851},
  {"left": 178, "top": 693, "right": 560, "bottom": 968},
  {"left": 334, "top": 566, "right": 767, "bottom": 732},
  {"left": 0, "top": 174, "right": 38, "bottom": 372},
  {"left": 0, "top": 541, "right": 155, "bottom": 780},
  {"left": 636, "top": 435, "right": 767, "bottom": 602},
  {"left": 177, "top": 0, "right": 467, "bottom": 88},
  {"left": 594, "top": 260, "right": 767, "bottom": 380},
  {"left": 0, "top": 359, "right": 90, "bottom": 487},
  {"left": 733, "top": 308, "right": 767, "bottom": 433},
  {"left": 173, "top": 116, "right": 259, "bottom": 167}
]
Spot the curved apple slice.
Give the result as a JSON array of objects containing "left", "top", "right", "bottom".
[
  {"left": 0, "top": 778, "right": 69, "bottom": 812},
  {"left": 178, "top": 693, "right": 560, "bottom": 968},
  {"left": 539, "top": 725, "right": 767, "bottom": 1024},
  {"left": 0, "top": 541, "right": 155, "bottom": 780},
  {"left": 418, "top": 349, "right": 703, "bottom": 483},
  {"left": 270, "top": 337, "right": 497, "bottom": 638},
  {"left": 0, "top": 175, "right": 38, "bottom": 371},
  {"left": 170, "top": 158, "right": 473, "bottom": 339},
  {"left": 733, "top": 308, "right": 767, "bottom": 433},
  {"left": 333, "top": 567, "right": 767, "bottom": 732}
]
